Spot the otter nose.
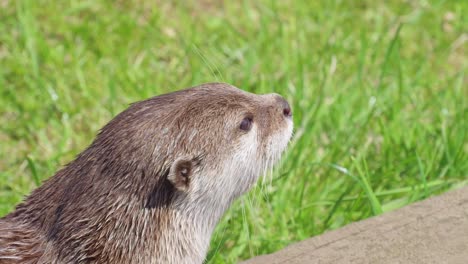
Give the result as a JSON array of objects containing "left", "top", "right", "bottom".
[
  {"left": 283, "top": 104, "right": 292, "bottom": 117},
  {"left": 275, "top": 95, "right": 292, "bottom": 118}
]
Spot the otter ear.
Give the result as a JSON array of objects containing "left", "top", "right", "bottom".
[{"left": 167, "top": 158, "right": 193, "bottom": 192}]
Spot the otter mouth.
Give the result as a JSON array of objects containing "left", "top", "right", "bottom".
[
  {"left": 264, "top": 121, "right": 294, "bottom": 172},
  {"left": 246, "top": 117, "right": 294, "bottom": 190}
]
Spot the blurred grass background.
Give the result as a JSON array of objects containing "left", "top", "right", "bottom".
[{"left": 0, "top": 0, "right": 466, "bottom": 262}]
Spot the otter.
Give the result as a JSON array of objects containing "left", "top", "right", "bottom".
[{"left": 0, "top": 83, "right": 293, "bottom": 264}]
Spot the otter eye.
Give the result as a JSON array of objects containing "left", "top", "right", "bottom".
[{"left": 239, "top": 117, "right": 253, "bottom": 131}]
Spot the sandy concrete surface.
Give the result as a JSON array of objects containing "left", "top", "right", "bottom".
[{"left": 241, "top": 186, "right": 468, "bottom": 264}]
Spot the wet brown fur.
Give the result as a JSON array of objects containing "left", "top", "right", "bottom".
[{"left": 0, "top": 83, "right": 292, "bottom": 263}]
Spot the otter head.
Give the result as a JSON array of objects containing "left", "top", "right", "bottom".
[
  {"left": 87, "top": 82, "right": 293, "bottom": 261},
  {"left": 114, "top": 82, "right": 294, "bottom": 213}
]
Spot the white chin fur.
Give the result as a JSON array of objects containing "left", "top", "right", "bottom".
[{"left": 227, "top": 119, "right": 294, "bottom": 196}]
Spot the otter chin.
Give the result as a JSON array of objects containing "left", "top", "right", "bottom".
[{"left": 0, "top": 83, "right": 293, "bottom": 264}]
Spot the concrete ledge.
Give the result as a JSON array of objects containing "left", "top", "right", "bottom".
[{"left": 242, "top": 187, "right": 468, "bottom": 264}]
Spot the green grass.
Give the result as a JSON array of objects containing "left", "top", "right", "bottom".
[{"left": 0, "top": 0, "right": 467, "bottom": 262}]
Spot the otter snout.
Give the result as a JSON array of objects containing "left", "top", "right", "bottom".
[{"left": 272, "top": 94, "right": 292, "bottom": 118}]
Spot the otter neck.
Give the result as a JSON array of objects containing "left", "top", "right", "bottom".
[
  {"left": 10, "top": 148, "right": 239, "bottom": 262},
  {"left": 7, "top": 171, "right": 249, "bottom": 263},
  {"left": 93, "top": 191, "right": 233, "bottom": 263}
]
